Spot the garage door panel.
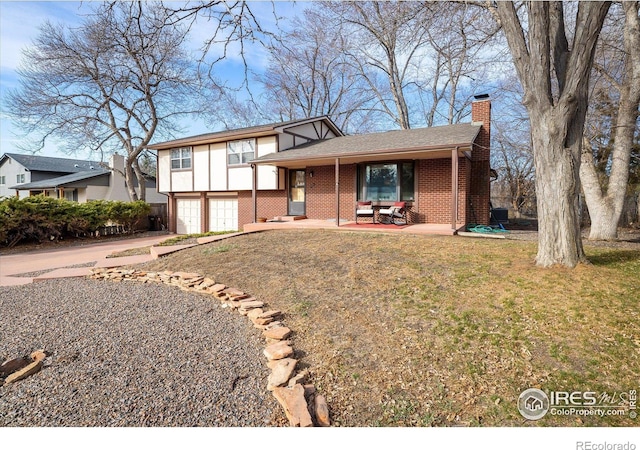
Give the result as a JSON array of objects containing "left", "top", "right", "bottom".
[
  {"left": 209, "top": 198, "right": 238, "bottom": 232},
  {"left": 176, "top": 199, "right": 201, "bottom": 235}
]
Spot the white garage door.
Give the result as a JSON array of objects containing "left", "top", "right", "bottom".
[
  {"left": 176, "top": 199, "right": 201, "bottom": 235},
  {"left": 209, "top": 198, "right": 238, "bottom": 232}
]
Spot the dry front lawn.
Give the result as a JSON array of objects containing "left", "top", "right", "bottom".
[{"left": 137, "top": 230, "right": 639, "bottom": 427}]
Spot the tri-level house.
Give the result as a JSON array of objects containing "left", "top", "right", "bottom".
[{"left": 148, "top": 95, "right": 492, "bottom": 234}]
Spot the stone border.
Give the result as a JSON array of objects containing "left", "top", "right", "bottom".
[{"left": 89, "top": 267, "right": 330, "bottom": 427}]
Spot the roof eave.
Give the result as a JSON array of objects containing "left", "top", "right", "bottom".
[
  {"left": 251, "top": 142, "right": 475, "bottom": 166},
  {"left": 147, "top": 127, "right": 277, "bottom": 150}
]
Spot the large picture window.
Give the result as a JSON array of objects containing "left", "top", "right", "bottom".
[
  {"left": 358, "top": 162, "right": 414, "bottom": 202},
  {"left": 170, "top": 147, "right": 192, "bottom": 170},
  {"left": 227, "top": 139, "right": 255, "bottom": 165}
]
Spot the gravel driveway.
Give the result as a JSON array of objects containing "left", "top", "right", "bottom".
[{"left": 0, "top": 279, "right": 279, "bottom": 427}]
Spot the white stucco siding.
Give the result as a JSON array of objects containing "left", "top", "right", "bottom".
[
  {"left": 257, "top": 165, "right": 278, "bottom": 190},
  {"left": 171, "top": 170, "right": 193, "bottom": 192},
  {"left": 286, "top": 123, "right": 319, "bottom": 140},
  {"left": 193, "top": 145, "right": 210, "bottom": 191},
  {"left": 228, "top": 167, "right": 252, "bottom": 190},
  {"left": 157, "top": 150, "right": 171, "bottom": 192},
  {"left": 257, "top": 136, "right": 277, "bottom": 157},
  {"left": 210, "top": 143, "right": 227, "bottom": 191}
]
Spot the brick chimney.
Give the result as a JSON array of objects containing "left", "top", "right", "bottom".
[
  {"left": 471, "top": 94, "right": 491, "bottom": 162},
  {"left": 469, "top": 94, "right": 492, "bottom": 225}
]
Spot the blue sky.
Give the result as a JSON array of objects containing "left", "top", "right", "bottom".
[
  {"left": 0, "top": 2, "right": 85, "bottom": 157},
  {"left": 0, "top": 1, "right": 296, "bottom": 160}
]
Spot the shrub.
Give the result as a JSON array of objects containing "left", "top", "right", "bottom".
[{"left": 0, "top": 196, "right": 153, "bottom": 247}]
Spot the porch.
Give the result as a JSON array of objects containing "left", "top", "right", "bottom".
[{"left": 243, "top": 218, "right": 462, "bottom": 236}]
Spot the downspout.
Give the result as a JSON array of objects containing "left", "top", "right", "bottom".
[{"left": 335, "top": 158, "right": 340, "bottom": 226}]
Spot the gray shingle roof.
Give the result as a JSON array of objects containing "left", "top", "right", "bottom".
[
  {"left": 1, "top": 153, "right": 104, "bottom": 173},
  {"left": 11, "top": 169, "right": 110, "bottom": 190},
  {"left": 251, "top": 123, "right": 481, "bottom": 164}
]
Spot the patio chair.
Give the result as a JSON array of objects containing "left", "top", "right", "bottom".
[
  {"left": 378, "top": 202, "right": 407, "bottom": 225},
  {"left": 355, "top": 201, "right": 375, "bottom": 224}
]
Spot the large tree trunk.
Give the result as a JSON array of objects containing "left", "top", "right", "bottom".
[
  {"left": 580, "top": 1, "right": 640, "bottom": 241},
  {"left": 580, "top": 140, "right": 625, "bottom": 241},
  {"left": 495, "top": 1, "right": 610, "bottom": 268},
  {"left": 132, "top": 158, "right": 147, "bottom": 202},
  {"left": 124, "top": 156, "right": 139, "bottom": 202},
  {"left": 531, "top": 109, "right": 587, "bottom": 268}
]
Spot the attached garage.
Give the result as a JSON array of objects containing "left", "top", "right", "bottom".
[
  {"left": 176, "top": 198, "right": 201, "bottom": 235},
  {"left": 208, "top": 198, "right": 238, "bottom": 232}
]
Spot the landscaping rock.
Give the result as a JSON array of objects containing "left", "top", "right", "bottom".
[
  {"left": 4, "top": 359, "right": 43, "bottom": 385},
  {"left": 258, "top": 310, "right": 282, "bottom": 319},
  {"left": 288, "top": 369, "right": 309, "bottom": 387},
  {"left": 209, "top": 283, "right": 227, "bottom": 293},
  {"left": 264, "top": 321, "right": 283, "bottom": 329},
  {"left": 314, "top": 395, "right": 331, "bottom": 427},
  {"left": 247, "top": 309, "right": 264, "bottom": 320},
  {"left": 238, "top": 301, "right": 264, "bottom": 312},
  {"left": 263, "top": 326, "right": 291, "bottom": 341},
  {"left": 30, "top": 350, "right": 47, "bottom": 362},
  {"left": 252, "top": 317, "right": 272, "bottom": 326},
  {"left": 267, "top": 358, "right": 297, "bottom": 391},
  {"left": 272, "top": 384, "right": 313, "bottom": 427},
  {"left": 264, "top": 341, "right": 293, "bottom": 360},
  {"left": 0, "top": 356, "right": 30, "bottom": 378}
]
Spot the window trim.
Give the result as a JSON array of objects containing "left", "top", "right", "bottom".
[
  {"left": 357, "top": 161, "right": 415, "bottom": 203},
  {"left": 227, "top": 138, "right": 256, "bottom": 166},
  {"left": 170, "top": 147, "right": 192, "bottom": 171}
]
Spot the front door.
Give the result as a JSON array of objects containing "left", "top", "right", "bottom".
[{"left": 288, "top": 169, "right": 306, "bottom": 216}]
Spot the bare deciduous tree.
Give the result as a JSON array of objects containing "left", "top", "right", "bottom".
[
  {"left": 259, "top": 9, "right": 377, "bottom": 134},
  {"left": 580, "top": 1, "right": 640, "bottom": 240},
  {"left": 490, "top": 1, "right": 611, "bottom": 268},
  {"left": 322, "top": 1, "right": 433, "bottom": 130},
  {"left": 7, "top": 2, "right": 202, "bottom": 201}
]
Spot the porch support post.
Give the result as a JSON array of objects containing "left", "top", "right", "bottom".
[
  {"left": 335, "top": 158, "right": 340, "bottom": 227},
  {"left": 251, "top": 164, "right": 257, "bottom": 223},
  {"left": 58, "top": 188, "right": 63, "bottom": 199},
  {"left": 200, "top": 191, "right": 207, "bottom": 234},
  {"left": 451, "top": 147, "right": 459, "bottom": 232},
  {"left": 168, "top": 192, "right": 176, "bottom": 233}
]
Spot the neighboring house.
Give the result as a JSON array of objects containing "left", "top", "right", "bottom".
[
  {"left": 148, "top": 95, "right": 491, "bottom": 234},
  {"left": 0, "top": 152, "right": 166, "bottom": 205}
]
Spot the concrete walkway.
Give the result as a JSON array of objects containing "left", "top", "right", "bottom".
[
  {"left": 0, "top": 235, "right": 172, "bottom": 287},
  {"left": 0, "top": 232, "right": 252, "bottom": 287}
]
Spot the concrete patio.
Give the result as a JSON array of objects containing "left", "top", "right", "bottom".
[{"left": 244, "top": 218, "right": 462, "bottom": 236}]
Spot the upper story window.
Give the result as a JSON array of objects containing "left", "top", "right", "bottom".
[
  {"left": 16, "top": 173, "right": 25, "bottom": 184},
  {"left": 171, "top": 147, "right": 192, "bottom": 170},
  {"left": 227, "top": 139, "right": 255, "bottom": 166},
  {"left": 358, "top": 162, "right": 415, "bottom": 202},
  {"left": 0, "top": 175, "right": 5, "bottom": 185}
]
